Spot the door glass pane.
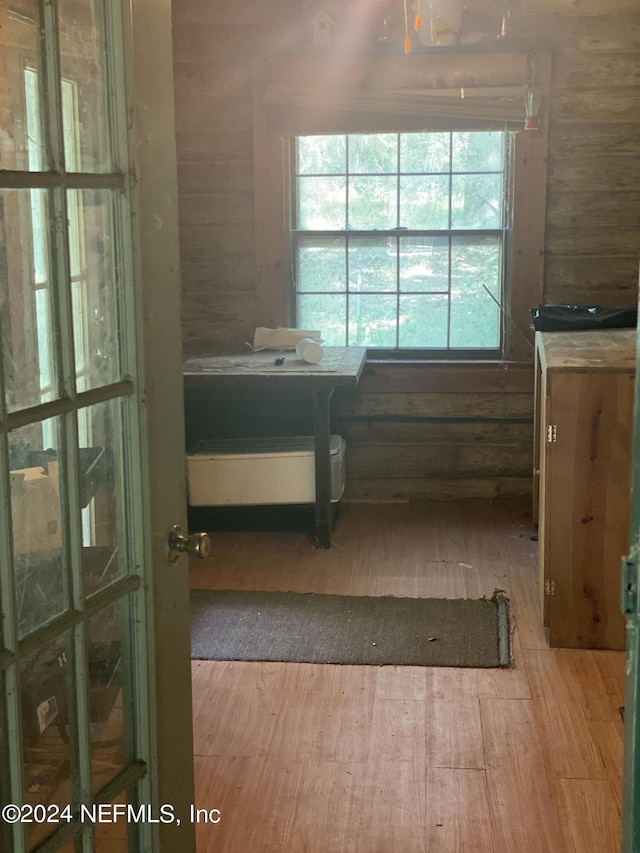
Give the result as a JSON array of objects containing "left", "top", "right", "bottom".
[
  {"left": 95, "top": 792, "right": 131, "bottom": 851},
  {"left": 80, "top": 400, "right": 126, "bottom": 596},
  {"left": 69, "top": 189, "right": 122, "bottom": 391},
  {"left": 89, "top": 597, "right": 133, "bottom": 793},
  {"left": 21, "top": 631, "right": 74, "bottom": 850},
  {"left": 1, "top": 189, "right": 58, "bottom": 413},
  {"left": 10, "top": 417, "right": 67, "bottom": 639},
  {"left": 0, "top": 672, "right": 11, "bottom": 852},
  {"left": 58, "top": 0, "right": 112, "bottom": 172},
  {"left": 0, "top": 3, "right": 46, "bottom": 171}
]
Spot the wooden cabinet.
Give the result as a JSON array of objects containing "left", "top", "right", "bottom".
[{"left": 534, "top": 329, "right": 636, "bottom": 650}]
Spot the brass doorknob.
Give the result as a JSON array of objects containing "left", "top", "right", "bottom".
[{"left": 167, "top": 525, "right": 211, "bottom": 563}]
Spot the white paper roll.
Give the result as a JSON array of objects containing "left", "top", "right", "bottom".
[{"left": 296, "top": 337, "right": 324, "bottom": 364}]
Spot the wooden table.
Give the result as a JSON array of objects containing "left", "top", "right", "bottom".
[{"left": 183, "top": 346, "right": 367, "bottom": 548}]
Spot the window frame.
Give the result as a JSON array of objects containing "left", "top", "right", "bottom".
[
  {"left": 252, "top": 51, "right": 551, "bottom": 364},
  {"left": 290, "top": 129, "right": 514, "bottom": 356}
]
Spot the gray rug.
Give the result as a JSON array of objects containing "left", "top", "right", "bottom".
[{"left": 190, "top": 589, "right": 511, "bottom": 668}]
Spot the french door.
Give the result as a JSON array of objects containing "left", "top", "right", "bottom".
[{"left": 0, "top": 2, "right": 195, "bottom": 851}]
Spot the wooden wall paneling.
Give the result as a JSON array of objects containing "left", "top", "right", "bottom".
[
  {"left": 553, "top": 50, "right": 640, "bottom": 88},
  {"left": 346, "top": 443, "right": 532, "bottom": 480},
  {"left": 344, "top": 476, "right": 533, "bottom": 502},
  {"left": 334, "top": 362, "right": 535, "bottom": 501},
  {"left": 174, "top": 0, "right": 297, "bottom": 25},
  {"left": 507, "top": 51, "right": 551, "bottom": 363},
  {"left": 251, "top": 59, "right": 288, "bottom": 328},
  {"left": 522, "top": 0, "right": 639, "bottom": 13},
  {"left": 550, "top": 88, "right": 640, "bottom": 123},
  {"left": 546, "top": 225, "right": 640, "bottom": 256},
  {"left": 578, "top": 13, "right": 640, "bottom": 50},
  {"left": 181, "top": 292, "right": 258, "bottom": 348},
  {"left": 343, "top": 421, "right": 533, "bottom": 446},
  {"left": 543, "top": 10, "right": 640, "bottom": 312},
  {"left": 267, "top": 52, "right": 531, "bottom": 92},
  {"left": 545, "top": 190, "right": 640, "bottom": 226},
  {"left": 547, "top": 158, "right": 640, "bottom": 194},
  {"left": 544, "top": 256, "right": 640, "bottom": 304},
  {"left": 548, "top": 122, "right": 640, "bottom": 157},
  {"left": 172, "top": 22, "right": 260, "bottom": 62},
  {"left": 174, "top": 0, "right": 640, "bottom": 500},
  {"left": 176, "top": 162, "right": 254, "bottom": 197},
  {"left": 179, "top": 259, "right": 256, "bottom": 293},
  {"left": 345, "top": 391, "right": 533, "bottom": 419},
  {"left": 173, "top": 60, "right": 250, "bottom": 97},
  {"left": 178, "top": 222, "right": 254, "bottom": 260},
  {"left": 357, "top": 361, "right": 534, "bottom": 393},
  {"left": 175, "top": 123, "right": 253, "bottom": 163},
  {"left": 178, "top": 194, "right": 254, "bottom": 229}
]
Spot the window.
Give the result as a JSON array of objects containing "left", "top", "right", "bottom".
[{"left": 292, "top": 131, "right": 513, "bottom": 354}]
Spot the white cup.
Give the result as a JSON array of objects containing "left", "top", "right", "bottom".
[{"left": 296, "top": 337, "right": 323, "bottom": 364}]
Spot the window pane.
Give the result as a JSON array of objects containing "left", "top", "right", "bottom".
[
  {"left": 297, "top": 237, "right": 346, "bottom": 292},
  {"left": 70, "top": 189, "right": 122, "bottom": 392},
  {"left": 348, "top": 133, "right": 397, "bottom": 173},
  {"left": 10, "top": 417, "right": 67, "bottom": 639},
  {"left": 58, "top": 0, "right": 113, "bottom": 172},
  {"left": 88, "top": 596, "right": 134, "bottom": 793},
  {"left": 1, "top": 189, "right": 58, "bottom": 413},
  {"left": 297, "top": 176, "right": 346, "bottom": 229},
  {"left": 400, "top": 175, "right": 450, "bottom": 229},
  {"left": 95, "top": 792, "right": 132, "bottom": 850},
  {"left": 21, "top": 632, "right": 75, "bottom": 850},
  {"left": 0, "top": 6, "right": 46, "bottom": 171},
  {"left": 400, "top": 132, "right": 450, "bottom": 173},
  {"left": 349, "top": 294, "right": 397, "bottom": 346},
  {"left": 348, "top": 237, "right": 397, "bottom": 292},
  {"left": 79, "top": 399, "right": 127, "bottom": 597},
  {"left": 298, "top": 135, "right": 346, "bottom": 174},
  {"left": 452, "top": 131, "right": 504, "bottom": 173},
  {"left": 298, "top": 294, "right": 346, "bottom": 345},
  {"left": 349, "top": 176, "right": 397, "bottom": 229},
  {"left": 0, "top": 672, "right": 10, "bottom": 851},
  {"left": 399, "top": 294, "right": 449, "bottom": 347},
  {"left": 399, "top": 237, "right": 449, "bottom": 293},
  {"left": 451, "top": 173, "right": 503, "bottom": 229},
  {"left": 449, "top": 236, "right": 501, "bottom": 348}
]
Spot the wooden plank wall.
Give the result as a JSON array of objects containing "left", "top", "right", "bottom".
[{"left": 173, "top": 0, "right": 640, "bottom": 502}]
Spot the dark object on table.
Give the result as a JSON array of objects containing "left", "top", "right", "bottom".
[{"left": 530, "top": 304, "right": 637, "bottom": 332}]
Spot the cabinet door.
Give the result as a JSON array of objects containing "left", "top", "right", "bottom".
[{"left": 544, "top": 370, "right": 633, "bottom": 649}]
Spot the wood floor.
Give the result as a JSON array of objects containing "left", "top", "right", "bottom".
[{"left": 189, "top": 501, "right": 625, "bottom": 853}]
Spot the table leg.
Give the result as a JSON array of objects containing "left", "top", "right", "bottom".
[{"left": 313, "top": 387, "right": 334, "bottom": 549}]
